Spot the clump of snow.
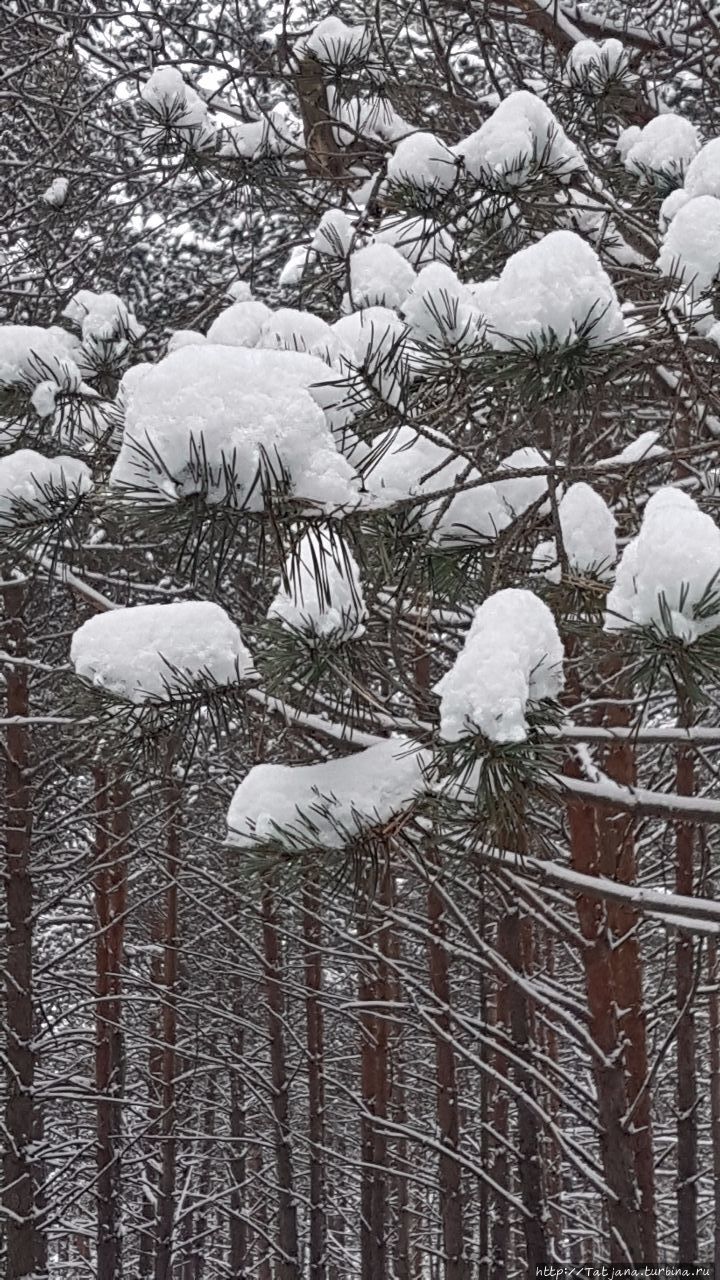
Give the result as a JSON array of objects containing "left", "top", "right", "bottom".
[
  {"left": 43, "top": 177, "right": 68, "bottom": 208},
  {"left": 620, "top": 113, "right": 700, "bottom": 182},
  {"left": 71, "top": 601, "right": 254, "bottom": 704},
  {"left": 111, "top": 345, "right": 360, "bottom": 514},
  {"left": 657, "top": 195, "right": 720, "bottom": 295},
  {"left": 29, "top": 355, "right": 93, "bottom": 419},
  {"left": 0, "top": 325, "right": 80, "bottom": 388},
  {"left": 435, "top": 588, "right": 564, "bottom": 743},
  {"left": 658, "top": 188, "right": 691, "bottom": 233},
  {"left": 330, "top": 92, "right": 411, "bottom": 149},
  {"left": 373, "top": 216, "right": 454, "bottom": 268},
  {"left": 63, "top": 290, "right": 144, "bottom": 342},
  {"left": 268, "top": 527, "right": 368, "bottom": 641},
  {"left": 140, "top": 66, "right": 215, "bottom": 151},
  {"left": 454, "top": 91, "right": 584, "bottom": 186},
  {"left": 495, "top": 447, "right": 549, "bottom": 517},
  {"left": 304, "top": 16, "right": 371, "bottom": 68},
  {"left": 346, "top": 243, "right": 416, "bottom": 311},
  {"left": 0, "top": 449, "right": 92, "bottom": 523},
  {"left": 332, "top": 307, "right": 409, "bottom": 408},
  {"left": 226, "top": 280, "right": 254, "bottom": 303},
  {"left": 226, "top": 737, "right": 427, "bottom": 851},
  {"left": 606, "top": 487, "right": 720, "bottom": 642},
  {"left": 311, "top": 209, "right": 354, "bottom": 258},
  {"left": 684, "top": 138, "right": 720, "bottom": 199},
  {"left": 533, "top": 482, "right": 616, "bottom": 583},
  {"left": 207, "top": 299, "right": 272, "bottom": 348},
  {"left": 401, "top": 263, "right": 482, "bottom": 348},
  {"left": 167, "top": 329, "right": 206, "bottom": 353},
  {"left": 387, "top": 131, "right": 457, "bottom": 195},
  {"left": 259, "top": 308, "right": 345, "bottom": 362},
  {"left": 221, "top": 108, "right": 300, "bottom": 161},
  {"left": 279, "top": 245, "right": 311, "bottom": 288},
  {"left": 363, "top": 425, "right": 509, "bottom": 545},
  {"left": 479, "top": 230, "right": 626, "bottom": 350},
  {"left": 604, "top": 430, "right": 667, "bottom": 464},
  {"left": 565, "top": 38, "right": 629, "bottom": 92}
]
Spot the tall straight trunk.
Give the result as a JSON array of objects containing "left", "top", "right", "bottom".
[
  {"left": 426, "top": 872, "right": 466, "bottom": 1279},
  {"left": 250, "top": 1144, "right": 272, "bottom": 1280},
  {"left": 675, "top": 701, "right": 698, "bottom": 1262},
  {"left": 154, "top": 780, "right": 181, "bottom": 1280},
  {"left": 566, "top": 785, "right": 644, "bottom": 1263},
  {"left": 359, "top": 882, "right": 389, "bottom": 1280},
  {"left": 140, "top": 937, "right": 164, "bottom": 1278},
  {"left": 709, "top": 940, "right": 720, "bottom": 1276},
  {"left": 260, "top": 881, "right": 299, "bottom": 1280},
  {"left": 3, "top": 581, "right": 43, "bottom": 1280},
  {"left": 495, "top": 907, "right": 548, "bottom": 1273},
  {"left": 489, "top": 959, "right": 510, "bottom": 1276},
  {"left": 385, "top": 879, "right": 411, "bottom": 1280},
  {"left": 302, "top": 869, "right": 327, "bottom": 1280},
  {"left": 94, "top": 769, "right": 130, "bottom": 1280},
  {"left": 228, "top": 1001, "right": 248, "bottom": 1278},
  {"left": 596, "top": 664, "right": 656, "bottom": 1263}
]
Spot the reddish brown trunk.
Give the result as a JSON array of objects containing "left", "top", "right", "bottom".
[
  {"left": 495, "top": 908, "right": 548, "bottom": 1273},
  {"left": 675, "top": 708, "right": 698, "bottom": 1262},
  {"left": 302, "top": 870, "right": 327, "bottom": 1280},
  {"left": 94, "top": 769, "right": 130, "bottom": 1280},
  {"left": 154, "top": 781, "right": 181, "bottom": 1280},
  {"left": 250, "top": 1145, "right": 272, "bottom": 1280},
  {"left": 260, "top": 882, "right": 299, "bottom": 1279},
  {"left": 489, "top": 952, "right": 510, "bottom": 1276},
  {"left": 359, "top": 886, "right": 389, "bottom": 1280},
  {"left": 427, "top": 875, "right": 466, "bottom": 1279},
  {"left": 566, "top": 785, "right": 644, "bottom": 1263},
  {"left": 228, "top": 1004, "right": 248, "bottom": 1278},
  {"left": 140, "top": 937, "right": 164, "bottom": 1278},
  {"left": 2, "top": 581, "right": 43, "bottom": 1280}
]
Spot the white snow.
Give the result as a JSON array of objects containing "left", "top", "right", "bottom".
[
  {"left": 332, "top": 307, "right": 409, "bottom": 408},
  {"left": 268, "top": 527, "right": 368, "bottom": 642},
  {"left": 62, "top": 290, "right": 144, "bottom": 342},
  {"left": 0, "top": 325, "right": 80, "bottom": 388},
  {"left": 167, "top": 329, "right": 206, "bottom": 352},
  {"left": 401, "top": 263, "right": 482, "bottom": 348},
  {"left": 311, "top": 209, "right": 354, "bottom": 258},
  {"left": 387, "top": 132, "right": 457, "bottom": 194},
  {"left": 0, "top": 449, "right": 92, "bottom": 522},
  {"left": 454, "top": 91, "right": 584, "bottom": 185},
  {"left": 620, "top": 113, "right": 700, "bottom": 181},
  {"left": 479, "top": 230, "right": 626, "bottom": 350},
  {"left": 226, "top": 280, "right": 254, "bottom": 303},
  {"left": 304, "top": 16, "right": 371, "bottom": 67},
  {"left": 346, "top": 243, "right": 416, "bottom": 311},
  {"left": 534, "top": 482, "right": 616, "bottom": 581},
  {"left": 279, "top": 245, "right": 310, "bottom": 288},
  {"left": 565, "top": 38, "right": 628, "bottom": 91},
  {"left": 71, "top": 601, "right": 255, "bottom": 704},
  {"left": 657, "top": 195, "right": 720, "bottom": 295},
  {"left": 226, "top": 737, "right": 427, "bottom": 851},
  {"left": 140, "top": 66, "right": 215, "bottom": 150},
  {"left": 684, "top": 138, "right": 720, "bottom": 199},
  {"left": 658, "top": 188, "right": 691, "bottom": 233},
  {"left": 373, "top": 216, "right": 454, "bottom": 268},
  {"left": 111, "top": 345, "right": 360, "bottom": 514},
  {"left": 206, "top": 300, "right": 272, "bottom": 348},
  {"left": 435, "top": 588, "right": 564, "bottom": 743},
  {"left": 605, "top": 430, "right": 666, "bottom": 464},
  {"left": 43, "top": 176, "right": 69, "bottom": 208},
  {"left": 258, "top": 308, "right": 344, "bottom": 362},
  {"left": 606, "top": 487, "right": 720, "bottom": 642},
  {"left": 495, "top": 447, "right": 549, "bottom": 517}
]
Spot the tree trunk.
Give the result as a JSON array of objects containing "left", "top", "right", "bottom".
[
  {"left": 260, "top": 881, "right": 299, "bottom": 1280},
  {"left": 359, "top": 880, "right": 389, "bottom": 1280},
  {"left": 675, "top": 703, "right": 698, "bottom": 1263},
  {"left": 3, "top": 580, "right": 43, "bottom": 1280},
  {"left": 302, "top": 868, "right": 327, "bottom": 1280},
  {"left": 94, "top": 769, "right": 130, "bottom": 1280},
  {"left": 709, "top": 940, "right": 720, "bottom": 1276},
  {"left": 154, "top": 780, "right": 181, "bottom": 1280},
  {"left": 228, "top": 1003, "right": 248, "bottom": 1278}
]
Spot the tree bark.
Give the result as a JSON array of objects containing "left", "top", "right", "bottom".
[
  {"left": 675, "top": 701, "right": 698, "bottom": 1263},
  {"left": 3, "top": 580, "right": 43, "bottom": 1280},
  {"left": 709, "top": 940, "right": 720, "bottom": 1276},
  {"left": 302, "top": 868, "right": 327, "bottom": 1280},
  {"left": 154, "top": 780, "right": 181, "bottom": 1280}
]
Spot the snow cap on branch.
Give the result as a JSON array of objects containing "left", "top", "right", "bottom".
[
  {"left": 619, "top": 113, "right": 700, "bottom": 182},
  {"left": 387, "top": 131, "right": 458, "bottom": 195},
  {"left": 454, "top": 90, "right": 584, "bottom": 186},
  {"left": 207, "top": 300, "right": 272, "bottom": 348},
  {"left": 140, "top": 65, "right": 215, "bottom": 151},
  {"left": 62, "top": 290, "right": 145, "bottom": 342},
  {"left": 0, "top": 325, "right": 80, "bottom": 389},
  {"left": 565, "top": 38, "right": 629, "bottom": 92},
  {"left": 226, "top": 737, "right": 427, "bottom": 851},
  {"left": 0, "top": 449, "right": 92, "bottom": 522},
  {"left": 71, "top": 601, "right": 254, "bottom": 704},
  {"left": 606, "top": 488, "right": 720, "bottom": 642},
  {"left": 533, "top": 482, "right": 617, "bottom": 583},
  {"left": 478, "top": 230, "right": 626, "bottom": 350},
  {"left": 657, "top": 195, "right": 720, "bottom": 296},
  {"left": 435, "top": 588, "right": 564, "bottom": 743},
  {"left": 268, "top": 526, "right": 368, "bottom": 642},
  {"left": 303, "top": 16, "right": 372, "bottom": 69},
  {"left": 345, "top": 242, "right": 416, "bottom": 311}
]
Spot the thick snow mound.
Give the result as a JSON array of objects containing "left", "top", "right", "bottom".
[
  {"left": 71, "top": 601, "right": 254, "bottom": 703},
  {"left": 110, "top": 346, "right": 360, "bottom": 514},
  {"left": 259, "top": 308, "right": 344, "bottom": 362},
  {"left": 565, "top": 38, "right": 628, "bottom": 90},
  {"left": 435, "top": 588, "right": 564, "bottom": 743},
  {"left": 657, "top": 195, "right": 720, "bottom": 295},
  {"left": 0, "top": 325, "right": 79, "bottom": 388},
  {"left": 495, "top": 447, "right": 549, "bottom": 517},
  {"left": 606, "top": 488, "right": 720, "bottom": 642},
  {"left": 206, "top": 300, "right": 271, "bottom": 347},
  {"left": 0, "top": 449, "right": 92, "bottom": 521},
  {"left": 620, "top": 113, "right": 700, "bottom": 180},
  {"left": 479, "top": 230, "right": 626, "bottom": 349},
  {"left": 401, "top": 263, "right": 482, "bottom": 347},
  {"left": 373, "top": 216, "right": 454, "bottom": 268},
  {"left": 387, "top": 132, "right": 457, "bottom": 194},
  {"left": 311, "top": 209, "right": 354, "bottom": 258},
  {"left": 304, "top": 16, "right": 371, "bottom": 67},
  {"left": 140, "top": 66, "right": 215, "bottom": 149},
  {"left": 684, "top": 138, "right": 720, "bottom": 200},
  {"left": 268, "top": 527, "right": 368, "bottom": 641},
  {"left": 534, "top": 482, "right": 616, "bottom": 582},
  {"left": 226, "top": 737, "right": 427, "bottom": 850},
  {"left": 346, "top": 243, "right": 416, "bottom": 311},
  {"left": 63, "top": 290, "right": 144, "bottom": 342},
  {"left": 455, "top": 91, "right": 584, "bottom": 185}
]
